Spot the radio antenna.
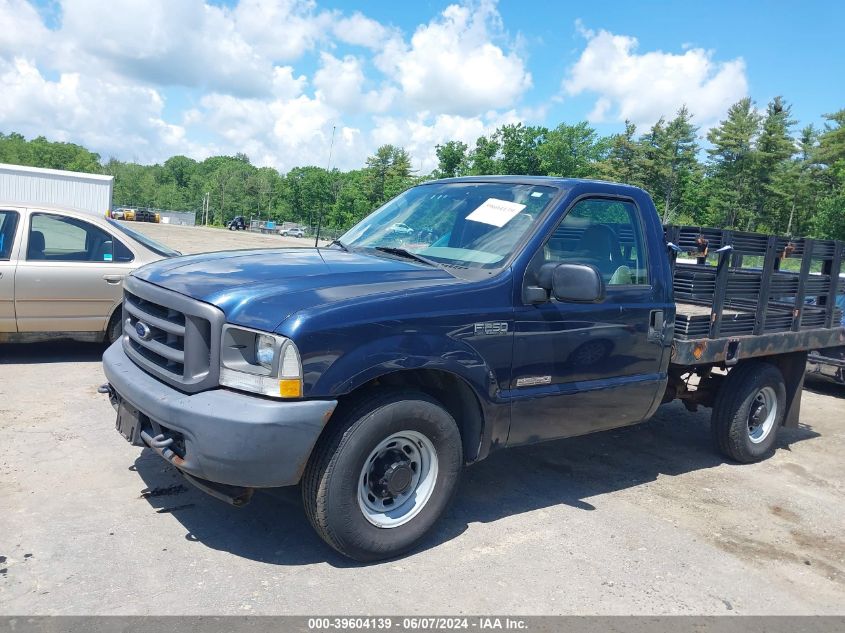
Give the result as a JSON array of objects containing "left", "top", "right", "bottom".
[{"left": 314, "top": 125, "right": 337, "bottom": 247}]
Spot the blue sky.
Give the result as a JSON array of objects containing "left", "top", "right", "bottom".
[
  {"left": 335, "top": 0, "right": 845, "bottom": 134},
  {"left": 2, "top": 0, "right": 843, "bottom": 172}
]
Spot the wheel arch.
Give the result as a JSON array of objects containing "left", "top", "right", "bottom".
[{"left": 333, "top": 368, "right": 488, "bottom": 464}]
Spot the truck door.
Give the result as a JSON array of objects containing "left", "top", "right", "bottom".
[
  {"left": 508, "top": 197, "right": 666, "bottom": 445},
  {"left": 0, "top": 209, "right": 21, "bottom": 332},
  {"left": 14, "top": 211, "right": 134, "bottom": 334}
]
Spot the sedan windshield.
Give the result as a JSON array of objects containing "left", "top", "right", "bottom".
[{"left": 339, "top": 182, "right": 558, "bottom": 269}]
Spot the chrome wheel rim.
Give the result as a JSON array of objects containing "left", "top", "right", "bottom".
[
  {"left": 357, "top": 430, "right": 439, "bottom": 528},
  {"left": 748, "top": 386, "right": 777, "bottom": 444}
]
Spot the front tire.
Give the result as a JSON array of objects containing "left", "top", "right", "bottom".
[
  {"left": 302, "top": 390, "right": 463, "bottom": 562},
  {"left": 711, "top": 361, "right": 786, "bottom": 463}
]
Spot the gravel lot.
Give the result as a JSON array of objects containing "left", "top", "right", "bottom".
[
  {"left": 128, "top": 221, "right": 325, "bottom": 253},
  {"left": 1, "top": 223, "right": 844, "bottom": 615}
]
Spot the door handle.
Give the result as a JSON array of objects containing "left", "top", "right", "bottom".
[
  {"left": 103, "top": 274, "right": 124, "bottom": 284},
  {"left": 648, "top": 309, "right": 665, "bottom": 343}
]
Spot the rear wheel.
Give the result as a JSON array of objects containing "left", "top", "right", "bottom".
[
  {"left": 711, "top": 361, "right": 786, "bottom": 463},
  {"left": 105, "top": 309, "right": 123, "bottom": 344},
  {"left": 302, "top": 390, "right": 463, "bottom": 561}
]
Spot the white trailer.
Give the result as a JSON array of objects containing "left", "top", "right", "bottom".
[{"left": 0, "top": 163, "right": 113, "bottom": 216}]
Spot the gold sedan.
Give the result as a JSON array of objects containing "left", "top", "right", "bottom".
[{"left": 0, "top": 204, "right": 179, "bottom": 344}]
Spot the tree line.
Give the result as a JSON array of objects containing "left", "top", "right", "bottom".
[{"left": 1, "top": 96, "right": 843, "bottom": 239}]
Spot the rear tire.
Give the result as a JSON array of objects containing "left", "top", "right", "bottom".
[
  {"left": 106, "top": 309, "right": 123, "bottom": 344},
  {"left": 302, "top": 390, "right": 463, "bottom": 562},
  {"left": 711, "top": 361, "right": 786, "bottom": 463}
]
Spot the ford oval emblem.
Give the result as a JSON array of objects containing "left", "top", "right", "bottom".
[{"left": 135, "top": 321, "right": 152, "bottom": 341}]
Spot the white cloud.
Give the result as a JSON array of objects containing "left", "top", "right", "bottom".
[
  {"left": 1, "top": 0, "right": 538, "bottom": 173},
  {"left": 234, "top": 0, "right": 333, "bottom": 61},
  {"left": 377, "top": 0, "right": 532, "bottom": 115},
  {"left": 331, "top": 12, "right": 394, "bottom": 49},
  {"left": 190, "top": 90, "right": 365, "bottom": 171},
  {"left": 0, "top": 57, "right": 196, "bottom": 162},
  {"left": 55, "top": 0, "right": 278, "bottom": 97},
  {"left": 0, "top": 0, "right": 50, "bottom": 58},
  {"left": 564, "top": 26, "right": 748, "bottom": 128},
  {"left": 313, "top": 53, "right": 395, "bottom": 113},
  {"left": 371, "top": 110, "right": 525, "bottom": 173}
]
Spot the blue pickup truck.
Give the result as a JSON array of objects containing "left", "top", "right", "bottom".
[{"left": 102, "top": 177, "right": 844, "bottom": 561}]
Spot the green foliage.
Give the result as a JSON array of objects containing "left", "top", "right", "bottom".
[
  {"left": 495, "top": 123, "right": 545, "bottom": 175},
  {"left": 434, "top": 141, "right": 469, "bottom": 178},
  {"left": 2, "top": 98, "right": 845, "bottom": 240},
  {"left": 538, "top": 122, "right": 608, "bottom": 178}
]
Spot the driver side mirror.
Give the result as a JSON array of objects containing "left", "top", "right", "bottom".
[{"left": 536, "top": 262, "right": 605, "bottom": 303}]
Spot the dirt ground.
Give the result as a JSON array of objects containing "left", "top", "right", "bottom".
[
  {"left": 1, "top": 223, "right": 844, "bottom": 615},
  {"left": 128, "top": 221, "right": 326, "bottom": 253}
]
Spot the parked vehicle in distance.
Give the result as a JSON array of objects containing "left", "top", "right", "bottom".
[
  {"left": 807, "top": 345, "right": 845, "bottom": 385},
  {"left": 134, "top": 208, "right": 160, "bottom": 223},
  {"left": 228, "top": 216, "right": 247, "bottom": 231},
  {"left": 0, "top": 203, "right": 179, "bottom": 344},
  {"left": 279, "top": 227, "right": 305, "bottom": 238},
  {"left": 388, "top": 222, "right": 414, "bottom": 235},
  {"left": 101, "top": 177, "right": 844, "bottom": 562},
  {"left": 806, "top": 288, "right": 845, "bottom": 386}
]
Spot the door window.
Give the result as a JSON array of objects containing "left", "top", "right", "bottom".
[
  {"left": 27, "top": 213, "right": 133, "bottom": 263},
  {"left": 531, "top": 198, "right": 648, "bottom": 287},
  {"left": 0, "top": 211, "right": 20, "bottom": 260}
]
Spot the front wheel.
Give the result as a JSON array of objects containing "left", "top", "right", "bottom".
[
  {"left": 711, "top": 361, "right": 786, "bottom": 463},
  {"left": 302, "top": 390, "right": 463, "bottom": 561}
]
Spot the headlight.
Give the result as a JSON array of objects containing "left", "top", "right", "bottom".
[
  {"left": 255, "top": 334, "right": 276, "bottom": 369},
  {"left": 219, "top": 325, "right": 303, "bottom": 398}
]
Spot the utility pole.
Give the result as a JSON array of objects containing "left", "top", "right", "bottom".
[
  {"left": 315, "top": 125, "right": 337, "bottom": 247},
  {"left": 203, "top": 192, "right": 210, "bottom": 226}
]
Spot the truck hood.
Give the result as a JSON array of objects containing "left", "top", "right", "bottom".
[{"left": 133, "top": 247, "right": 460, "bottom": 331}]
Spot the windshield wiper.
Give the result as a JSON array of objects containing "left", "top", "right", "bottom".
[
  {"left": 328, "top": 239, "right": 349, "bottom": 251},
  {"left": 373, "top": 246, "right": 447, "bottom": 271}
]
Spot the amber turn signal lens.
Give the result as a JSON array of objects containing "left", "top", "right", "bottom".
[{"left": 279, "top": 379, "right": 303, "bottom": 398}]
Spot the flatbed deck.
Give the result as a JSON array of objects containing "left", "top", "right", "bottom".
[{"left": 665, "top": 225, "right": 845, "bottom": 368}]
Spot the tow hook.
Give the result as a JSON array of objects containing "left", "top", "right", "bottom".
[{"left": 98, "top": 383, "right": 119, "bottom": 409}]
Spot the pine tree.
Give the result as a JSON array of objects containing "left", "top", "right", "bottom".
[
  {"left": 597, "top": 120, "right": 641, "bottom": 186},
  {"left": 706, "top": 98, "right": 762, "bottom": 228},
  {"left": 754, "top": 96, "right": 796, "bottom": 230},
  {"left": 637, "top": 107, "right": 700, "bottom": 222}
]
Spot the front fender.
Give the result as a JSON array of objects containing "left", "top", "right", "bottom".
[{"left": 311, "top": 333, "right": 497, "bottom": 403}]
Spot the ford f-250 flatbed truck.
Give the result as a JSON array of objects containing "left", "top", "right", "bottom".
[{"left": 101, "top": 176, "right": 844, "bottom": 561}]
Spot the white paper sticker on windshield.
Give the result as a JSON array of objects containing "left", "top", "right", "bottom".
[{"left": 466, "top": 198, "right": 527, "bottom": 227}]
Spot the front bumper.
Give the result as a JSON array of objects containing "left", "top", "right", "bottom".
[{"left": 103, "top": 341, "right": 337, "bottom": 488}]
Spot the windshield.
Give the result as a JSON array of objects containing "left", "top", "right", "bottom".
[
  {"left": 106, "top": 219, "right": 181, "bottom": 257},
  {"left": 339, "top": 182, "right": 558, "bottom": 269}
]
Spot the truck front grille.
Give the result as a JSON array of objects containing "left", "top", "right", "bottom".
[{"left": 122, "top": 276, "right": 224, "bottom": 393}]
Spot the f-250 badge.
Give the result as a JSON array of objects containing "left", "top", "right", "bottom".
[{"left": 474, "top": 321, "right": 509, "bottom": 336}]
